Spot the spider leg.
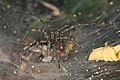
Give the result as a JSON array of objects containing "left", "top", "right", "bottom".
[
  {"left": 20, "top": 40, "right": 37, "bottom": 61},
  {"left": 71, "top": 37, "right": 89, "bottom": 54},
  {"left": 57, "top": 53, "right": 61, "bottom": 69},
  {"left": 21, "top": 30, "right": 30, "bottom": 42}
]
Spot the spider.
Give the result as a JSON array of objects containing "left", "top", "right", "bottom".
[{"left": 20, "top": 23, "right": 81, "bottom": 68}]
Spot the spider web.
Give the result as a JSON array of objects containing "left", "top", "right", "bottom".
[{"left": 0, "top": 0, "right": 120, "bottom": 80}]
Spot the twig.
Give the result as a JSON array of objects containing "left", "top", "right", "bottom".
[{"left": 40, "top": 1, "right": 60, "bottom": 16}]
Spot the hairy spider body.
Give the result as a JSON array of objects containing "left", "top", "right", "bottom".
[
  {"left": 19, "top": 19, "right": 90, "bottom": 69},
  {"left": 20, "top": 25, "right": 77, "bottom": 64}
]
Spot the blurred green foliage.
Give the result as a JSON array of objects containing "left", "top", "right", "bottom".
[
  {"left": 62, "top": 0, "right": 120, "bottom": 22},
  {"left": 29, "top": 0, "right": 120, "bottom": 39},
  {"left": 4, "top": 0, "right": 120, "bottom": 23}
]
